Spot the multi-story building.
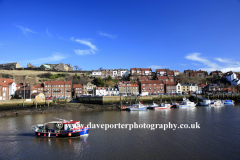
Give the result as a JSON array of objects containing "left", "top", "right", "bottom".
[
  {"left": 118, "top": 81, "right": 139, "bottom": 95},
  {"left": 197, "top": 84, "right": 207, "bottom": 94},
  {"left": 15, "top": 85, "right": 37, "bottom": 98},
  {"left": 83, "top": 82, "right": 97, "bottom": 96},
  {"left": 176, "top": 83, "right": 182, "bottom": 94},
  {"left": 181, "top": 83, "right": 198, "bottom": 94},
  {"left": 0, "top": 82, "right": 9, "bottom": 100},
  {"left": 195, "top": 70, "right": 205, "bottom": 77},
  {"left": 173, "top": 70, "right": 180, "bottom": 76},
  {"left": 90, "top": 69, "right": 129, "bottom": 78},
  {"left": 184, "top": 69, "right": 194, "bottom": 77},
  {"left": 36, "top": 80, "right": 72, "bottom": 98},
  {"left": 130, "top": 68, "right": 152, "bottom": 80},
  {"left": 184, "top": 69, "right": 205, "bottom": 77},
  {"left": 157, "top": 76, "right": 174, "bottom": 84},
  {"left": 0, "top": 78, "right": 17, "bottom": 98},
  {"left": 156, "top": 69, "right": 167, "bottom": 76},
  {"left": 140, "top": 80, "right": 165, "bottom": 95},
  {"left": 166, "top": 71, "right": 174, "bottom": 77},
  {"left": 0, "top": 62, "right": 23, "bottom": 70},
  {"left": 226, "top": 72, "right": 240, "bottom": 85},
  {"left": 165, "top": 83, "right": 176, "bottom": 94},
  {"left": 106, "top": 88, "right": 119, "bottom": 96},
  {"left": 73, "top": 84, "right": 83, "bottom": 98},
  {"left": 95, "top": 87, "right": 106, "bottom": 96},
  {"left": 210, "top": 71, "right": 223, "bottom": 77}
]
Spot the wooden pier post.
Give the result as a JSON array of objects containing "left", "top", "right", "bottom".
[{"left": 36, "top": 101, "right": 37, "bottom": 108}]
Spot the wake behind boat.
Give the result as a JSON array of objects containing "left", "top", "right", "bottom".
[{"left": 33, "top": 118, "right": 89, "bottom": 137}]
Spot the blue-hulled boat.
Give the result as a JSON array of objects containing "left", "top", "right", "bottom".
[
  {"left": 224, "top": 100, "right": 234, "bottom": 105},
  {"left": 33, "top": 118, "right": 89, "bottom": 137}
]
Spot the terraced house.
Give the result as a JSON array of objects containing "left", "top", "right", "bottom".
[
  {"left": 83, "top": 82, "right": 97, "bottom": 96},
  {"left": 73, "top": 84, "right": 83, "bottom": 98},
  {"left": 35, "top": 80, "right": 72, "bottom": 98},
  {"left": 140, "top": 80, "right": 165, "bottom": 95},
  {"left": 118, "top": 81, "right": 139, "bottom": 95},
  {"left": 0, "top": 82, "right": 9, "bottom": 100}
]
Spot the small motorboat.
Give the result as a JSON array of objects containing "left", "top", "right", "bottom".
[
  {"left": 126, "top": 102, "right": 147, "bottom": 111},
  {"left": 33, "top": 118, "right": 89, "bottom": 137},
  {"left": 176, "top": 98, "right": 196, "bottom": 108},
  {"left": 224, "top": 100, "right": 234, "bottom": 105}
]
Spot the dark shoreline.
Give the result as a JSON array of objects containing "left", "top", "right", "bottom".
[{"left": 0, "top": 103, "right": 118, "bottom": 117}]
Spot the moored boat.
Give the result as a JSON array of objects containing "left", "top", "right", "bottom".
[
  {"left": 224, "top": 100, "right": 234, "bottom": 105},
  {"left": 33, "top": 118, "right": 89, "bottom": 137},
  {"left": 176, "top": 98, "right": 196, "bottom": 108},
  {"left": 200, "top": 99, "right": 212, "bottom": 106},
  {"left": 155, "top": 103, "right": 171, "bottom": 109},
  {"left": 126, "top": 102, "right": 147, "bottom": 111}
]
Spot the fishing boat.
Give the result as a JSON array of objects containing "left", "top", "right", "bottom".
[
  {"left": 126, "top": 102, "right": 147, "bottom": 111},
  {"left": 224, "top": 100, "right": 234, "bottom": 105},
  {"left": 176, "top": 98, "right": 196, "bottom": 108},
  {"left": 147, "top": 101, "right": 159, "bottom": 109},
  {"left": 211, "top": 100, "right": 224, "bottom": 106},
  {"left": 155, "top": 103, "right": 171, "bottom": 109},
  {"left": 33, "top": 118, "right": 89, "bottom": 137},
  {"left": 200, "top": 99, "right": 212, "bottom": 106}
]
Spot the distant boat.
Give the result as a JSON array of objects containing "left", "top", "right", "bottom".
[
  {"left": 224, "top": 100, "right": 234, "bottom": 105},
  {"left": 176, "top": 98, "right": 196, "bottom": 108},
  {"left": 155, "top": 103, "right": 171, "bottom": 109},
  {"left": 200, "top": 99, "right": 212, "bottom": 106},
  {"left": 33, "top": 118, "right": 89, "bottom": 137},
  {"left": 126, "top": 102, "right": 147, "bottom": 111}
]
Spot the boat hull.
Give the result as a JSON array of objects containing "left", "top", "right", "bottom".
[
  {"left": 35, "top": 127, "right": 89, "bottom": 137},
  {"left": 126, "top": 107, "right": 147, "bottom": 111},
  {"left": 224, "top": 102, "right": 234, "bottom": 105}
]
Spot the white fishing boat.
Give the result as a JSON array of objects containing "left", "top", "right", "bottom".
[{"left": 176, "top": 98, "right": 196, "bottom": 108}]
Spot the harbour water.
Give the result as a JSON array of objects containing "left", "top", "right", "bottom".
[{"left": 0, "top": 105, "right": 240, "bottom": 159}]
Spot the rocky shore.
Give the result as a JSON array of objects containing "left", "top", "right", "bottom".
[{"left": 0, "top": 103, "right": 118, "bottom": 117}]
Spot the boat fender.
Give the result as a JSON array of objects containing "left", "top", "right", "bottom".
[
  {"left": 56, "top": 134, "right": 58, "bottom": 137},
  {"left": 68, "top": 133, "right": 71, "bottom": 137},
  {"left": 38, "top": 133, "right": 40, "bottom": 136}
]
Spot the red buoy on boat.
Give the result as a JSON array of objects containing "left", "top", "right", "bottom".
[{"left": 68, "top": 133, "right": 71, "bottom": 137}]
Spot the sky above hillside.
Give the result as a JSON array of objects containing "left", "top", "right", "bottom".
[{"left": 1, "top": 0, "right": 240, "bottom": 73}]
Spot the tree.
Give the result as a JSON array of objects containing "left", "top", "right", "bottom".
[
  {"left": 204, "top": 71, "right": 208, "bottom": 76},
  {"left": 95, "top": 77, "right": 105, "bottom": 87},
  {"left": 107, "top": 75, "right": 113, "bottom": 81},
  {"left": 74, "top": 65, "right": 80, "bottom": 71},
  {"left": 106, "top": 81, "right": 115, "bottom": 87},
  {"left": 99, "top": 67, "right": 103, "bottom": 70}
]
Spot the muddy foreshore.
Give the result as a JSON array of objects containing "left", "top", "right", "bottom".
[{"left": 0, "top": 103, "right": 118, "bottom": 117}]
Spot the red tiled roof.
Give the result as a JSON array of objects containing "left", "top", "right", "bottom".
[
  {"left": 157, "top": 76, "right": 168, "bottom": 79},
  {"left": 35, "top": 84, "right": 43, "bottom": 88},
  {"left": 140, "top": 80, "right": 164, "bottom": 84},
  {"left": 156, "top": 69, "right": 166, "bottom": 72},
  {"left": 96, "top": 87, "right": 105, "bottom": 90},
  {"left": 0, "top": 78, "right": 15, "bottom": 85},
  {"left": 73, "top": 84, "right": 83, "bottom": 88},
  {"left": 0, "top": 82, "right": 8, "bottom": 87},
  {"left": 17, "top": 86, "right": 37, "bottom": 91}
]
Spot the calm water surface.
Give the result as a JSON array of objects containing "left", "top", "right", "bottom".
[{"left": 0, "top": 105, "right": 240, "bottom": 160}]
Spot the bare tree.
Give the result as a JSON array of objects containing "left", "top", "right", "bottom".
[{"left": 74, "top": 65, "right": 80, "bottom": 71}]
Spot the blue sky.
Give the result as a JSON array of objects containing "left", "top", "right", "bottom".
[{"left": 1, "top": 0, "right": 240, "bottom": 73}]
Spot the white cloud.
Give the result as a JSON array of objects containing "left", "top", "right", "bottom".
[
  {"left": 178, "top": 63, "right": 187, "bottom": 66},
  {"left": 21, "top": 53, "right": 68, "bottom": 65},
  {"left": 74, "top": 49, "right": 95, "bottom": 55},
  {"left": 98, "top": 31, "right": 117, "bottom": 39},
  {"left": 185, "top": 52, "right": 240, "bottom": 72},
  {"left": 71, "top": 37, "right": 97, "bottom": 56},
  {"left": 16, "top": 26, "right": 37, "bottom": 35},
  {"left": 148, "top": 65, "right": 163, "bottom": 69},
  {"left": 46, "top": 28, "right": 52, "bottom": 38}
]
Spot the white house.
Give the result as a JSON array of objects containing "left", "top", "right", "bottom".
[
  {"left": 176, "top": 83, "right": 182, "bottom": 94},
  {"left": 8, "top": 82, "right": 17, "bottom": 97},
  {"left": 95, "top": 87, "right": 106, "bottom": 96},
  {"left": 106, "top": 88, "right": 119, "bottom": 96},
  {"left": 189, "top": 83, "right": 198, "bottom": 93},
  {"left": 91, "top": 70, "right": 102, "bottom": 76},
  {"left": 226, "top": 72, "right": 240, "bottom": 85}
]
